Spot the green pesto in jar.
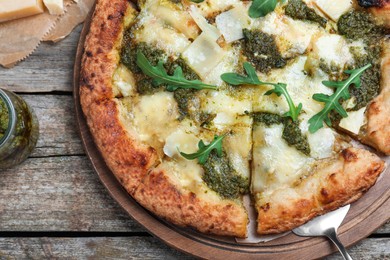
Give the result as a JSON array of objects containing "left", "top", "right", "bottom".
[
  {"left": 202, "top": 150, "right": 249, "bottom": 200},
  {"left": 252, "top": 112, "right": 311, "bottom": 156},
  {"left": 242, "top": 29, "right": 286, "bottom": 73},
  {"left": 285, "top": 0, "right": 327, "bottom": 27},
  {"left": 0, "top": 98, "right": 9, "bottom": 140}
]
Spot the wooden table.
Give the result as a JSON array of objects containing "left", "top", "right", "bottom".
[{"left": 0, "top": 25, "right": 388, "bottom": 259}]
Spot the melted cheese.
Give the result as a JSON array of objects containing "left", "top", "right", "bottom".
[
  {"left": 313, "top": 34, "right": 354, "bottom": 68},
  {"left": 252, "top": 124, "right": 313, "bottom": 193},
  {"left": 132, "top": 92, "right": 179, "bottom": 149},
  {"left": 135, "top": 11, "right": 191, "bottom": 55},
  {"left": 112, "top": 65, "right": 136, "bottom": 97},
  {"left": 254, "top": 56, "right": 333, "bottom": 116},
  {"left": 149, "top": 1, "right": 199, "bottom": 39},
  {"left": 163, "top": 122, "right": 200, "bottom": 158},
  {"left": 256, "top": 12, "right": 322, "bottom": 58}
]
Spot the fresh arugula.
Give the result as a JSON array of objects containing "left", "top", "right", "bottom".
[
  {"left": 179, "top": 135, "right": 225, "bottom": 165},
  {"left": 136, "top": 51, "right": 216, "bottom": 92},
  {"left": 190, "top": 0, "right": 205, "bottom": 2},
  {"left": 265, "top": 83, "right": 302, "bottom": 122},
  {"left": 249, "top": 0, "right": 278, "bottom": 18},
  {"left": 308, "top": 64, "right": 372, "bottom": 133},
  {"left": 221, "top": 62, "right": 262, "bottom": 85},
  {"left": 221, "top": 62, "right": 302, "bottom": 121}
]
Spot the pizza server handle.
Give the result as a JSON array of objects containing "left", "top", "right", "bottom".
[{"left": 324, "top": 228, "right": 353, "bottom": 260}]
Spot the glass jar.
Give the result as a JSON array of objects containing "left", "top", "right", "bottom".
[{"left": 0, "top": 89, "right": 39, "bottom": 169}]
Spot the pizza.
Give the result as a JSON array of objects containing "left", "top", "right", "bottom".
[{"left": 80, "top": 0, "right": 389, "bottom": 237}]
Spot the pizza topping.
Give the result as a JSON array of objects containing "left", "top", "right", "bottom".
[
  {"left": 339, "top": 107, "right": 367, "bottom": 135},
  {"left": 349, "top": 45, "right": 382, "bottom": 111},
  {"left": 222, "top": 62, "right": 302, "bottom": 122},
  {"left": 189, "top": 5, "right": 221, "bottom": 41},
  {"left": 242, "top": 29, "right": 286, "bottom": 73},
  {"left": 253, "top": 112, "right": 310, "bottom": 156},
  {"left": 337, "top": 10, "right": 387, "bottom": 42},
  {"left": 313, "top": 0, "right": 352, "bottom": 22},
  {"left": 203, "top": 150, "right": 249, "bottom": 199},
  {"left": 308, "top": 64, "right": 372, "bottom": 133},
  {"left": 182, "top": 32, "right": 226, "bottom": 78},
  {"left": 136, "top": 51, "right": 217, "bottom": 91},
  {"left": 121, "top": 40, "right": 168, "bottom": 75},
  {"left": 265, "top": 83, "right": 303, "bottom": 122},
  {"left": 285, "top": 0, "right": 327, "bottom": 27},
  {"left": 215, "top": 5, "right": 250, "bottom": 43},
  {"left": 179, "top": 134, "right": 225, "bottom": 165},
  {"left": 248, "top": 0, "right": 278, "bottom": 18}
]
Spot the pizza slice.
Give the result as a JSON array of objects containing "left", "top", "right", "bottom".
[{"left": 243, "top": 0, "right": 388, "bottom": 234}]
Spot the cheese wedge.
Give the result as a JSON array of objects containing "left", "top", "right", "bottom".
[
  {"left": 0, "top": 0, "right": 45, "bottom": 23},
  {"left": 43, "top": 0, "right": 64, "bottom": 15}
]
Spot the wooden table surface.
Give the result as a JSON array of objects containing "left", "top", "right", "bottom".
[{"left": 0, "top": 25, "right": 389, "bottom": 259}]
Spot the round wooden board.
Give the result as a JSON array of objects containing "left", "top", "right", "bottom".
[{"left": 73, "top": 3, "right": 390, "bottom": 259}]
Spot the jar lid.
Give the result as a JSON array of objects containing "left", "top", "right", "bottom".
[{"left": 0, "top": 89, "right": 16, "bottom": 146}]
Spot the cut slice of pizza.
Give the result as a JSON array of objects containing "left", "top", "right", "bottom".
[
  {"left": 79, "top": 0, "right": 388, "bottom": 238},
  {"left": 244, "top": 0, "right": 388, "bottom": 234}
]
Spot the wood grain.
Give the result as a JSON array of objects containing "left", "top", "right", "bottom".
[
  {"left": 0, "top": 26, "right": 81, "bottom": 93},
  {"left": 21, "top": 95, "right": 84, "bottom": 157},
  {"left": 0, "top": 156, "right": 145, "bottom": 232},
  {"left": 0, "top": 237, "right": 387, "bottom": 259}
]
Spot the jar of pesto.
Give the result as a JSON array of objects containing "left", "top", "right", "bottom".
[{"left": 0, "top": 89, "right": 39, "bottom": 169}]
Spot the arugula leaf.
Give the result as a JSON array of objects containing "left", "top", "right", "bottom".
[
  {"left": 190, "top": 0, "right": 205, "bottom": 2},
  {"left": 221, "top": 62, "right": 302, "bottom": 121},
  {"left": 308, "top": 64, "right": 372, "bottom": 133},
  {"left": 265, "top": 83, "right": 302, "bottom": 122},
  {"left": 249, "top": 0, "right": 278, "bottom": 18},
  {"left": 136, "top": 51, "right": 217, "bottom": 92},
  {"left": 179, "top": 135, "right": 225, "bottom": 165},
  {"left": 221, "top": 62, "right": 261, "bottom": 85}
]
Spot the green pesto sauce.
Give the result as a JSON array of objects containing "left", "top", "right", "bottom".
[
  {"left": 349, "top": 45, "right": 382, "bottom": 111},
  {"left": 285, "top": 0, "right": 327, "bottom": 28},
  {"left": 337, "top": 10, "right": 387, "bottom": 42},
  {"left": 242, "top": 29, "right": 286, "bottom": 73},
  {"left": 0, "top": 98, "right": 9, "bottom": 140},
  {"left": 253, "top": 112, "right": 311, "bottom": 156},
  {"left": 202, "top": 150, "right": 249, "bottom": 200}
]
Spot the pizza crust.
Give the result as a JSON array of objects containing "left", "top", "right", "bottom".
[
  {"left": 256, "top": 147, "right": 385, "bottom": 234},
  {"left": 133, "top": 167, "right": 248, "bottom": 238},
  {"left": 80, "top": 0, "right": 158, "bottom": 193},
  {"left": 361, "top": 40, "right": 390, "bottom": 155}
]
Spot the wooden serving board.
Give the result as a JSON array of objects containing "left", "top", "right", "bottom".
[{"left": 73, "top": 3, "right": 390, "bottom": 259}]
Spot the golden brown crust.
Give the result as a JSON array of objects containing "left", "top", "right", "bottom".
[
  {"left": 133, "top": 168, "right": 248, "bottom": 238},
  {"left": 360, "top": 40, "right": 390, "bottom": 155},
  {"left": 367, "top": 1, "right": 390, "bottom": 27},
  {"left": 257, "top": 148, "right": 385, "bottom": 235},
  {"left": 80, "top": 0, "right": 158, "bottom": 192}
]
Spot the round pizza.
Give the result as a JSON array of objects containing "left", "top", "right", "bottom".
[{"left": 80, "top": 0, "right": 389, "bottom": 237}]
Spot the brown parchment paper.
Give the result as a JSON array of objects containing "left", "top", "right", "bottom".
[
  {"left": 0, "top": 0, "right": 94, "bottom": 68},
  {"left": 44, "top": 0, "right": 95, "bottom": 43}
]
